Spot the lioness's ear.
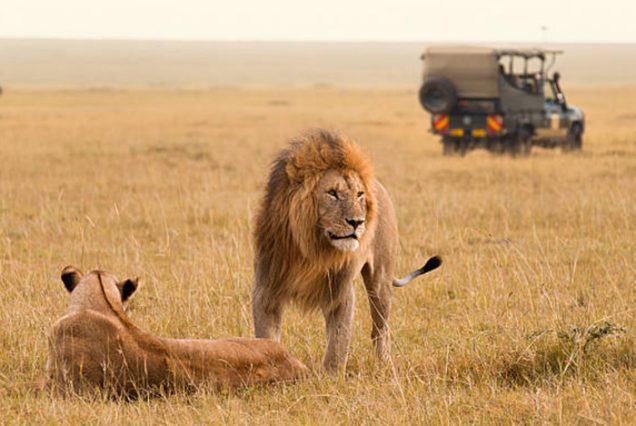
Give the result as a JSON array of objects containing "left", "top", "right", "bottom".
[
  {"left": 61, "top": 266, "right": 82, "bottom": 292},
  {"left": 120, "top": 277, "right": 140, "bottom": 302}
]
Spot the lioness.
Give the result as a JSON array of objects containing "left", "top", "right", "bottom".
[
  {"left": 252, "top": 129, "right": 441, "bottom": 371},
  {"left": 48, "top": 266, "right": 307, "bottom": 396}
]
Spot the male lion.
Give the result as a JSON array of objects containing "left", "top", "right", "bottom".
[
  {"left": 252, "top": 129, "right": 441, "bottom": 371},
  {"left": 48, "top": 266, "right": 307, "bottom": 396}
]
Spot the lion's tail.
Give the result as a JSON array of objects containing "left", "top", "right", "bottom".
[{"left": 392, "top": 256, "right": 442, "bottom": 287}]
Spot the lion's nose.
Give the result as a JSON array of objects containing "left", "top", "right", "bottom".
[{"left": 346, "top": 218, "right": 365, "bottom": 230}]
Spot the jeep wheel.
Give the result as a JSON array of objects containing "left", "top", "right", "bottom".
[
  {"left": 487, "top": 140, "right": 506, "bottom": 155},
  {"left": 442, "top": 138, "right": 466, "bottom": 156},
  {"left": 564, "top": 123, "right": 583, "bottom": 151},
  {"left": 419, "top": 76, "right": 457, "bottom": 114},
  {"left": 507, "top": 129, "right": 532, "bottom": 157}
]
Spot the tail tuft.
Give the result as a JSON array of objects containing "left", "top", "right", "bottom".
[{"left": 421, "top": 256, "right": 443, "bottom": 274}]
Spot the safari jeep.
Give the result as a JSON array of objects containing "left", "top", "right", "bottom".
[{"left": 418, "top": 46, "right": 585, "bottom": 156}]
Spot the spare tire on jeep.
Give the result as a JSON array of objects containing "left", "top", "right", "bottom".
[{"left": 419, "top": 76, "right": 457, "bottom": 114}]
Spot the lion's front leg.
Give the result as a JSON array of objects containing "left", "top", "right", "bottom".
[
  {"left": 252, "top": 284, "right": 283, "bottom": 341},
  {"left": 322, "top": 284, "right": 355, "bottom": 372},
  {"left": 362, "top": 263, "right": 392, "bottom": 362}
]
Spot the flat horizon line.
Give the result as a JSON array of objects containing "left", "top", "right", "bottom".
[{"left": 1, "top": 36, "right": 636, "bottom": 46}]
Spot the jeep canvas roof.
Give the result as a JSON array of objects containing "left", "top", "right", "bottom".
[{"left": 421, "top": 46, "right": 564, "bottom": 98}]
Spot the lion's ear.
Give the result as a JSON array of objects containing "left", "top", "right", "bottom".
[
  {"left": 120, "top": 277, "right": 140, "bottom": 302},
  {"left": 61, "top": 266, "right": 83, "bottom": 292}
]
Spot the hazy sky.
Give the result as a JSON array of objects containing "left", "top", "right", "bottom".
[{"left": 2, "top": 0, "right": 635, "bottom": 43}]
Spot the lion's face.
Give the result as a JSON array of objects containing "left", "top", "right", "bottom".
[{"left": 315, "top": 169, "right": 368, "bottom": 252}]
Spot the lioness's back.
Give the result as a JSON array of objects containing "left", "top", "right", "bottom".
[
  {"left": 48, "top": 310, "right": 124, "bottom": 392},
  {"left": 158, "top": 337, "right": 307, "bottom": 386}
]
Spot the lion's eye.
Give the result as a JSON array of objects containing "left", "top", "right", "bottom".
[
  {"left": 357, "top": 191, "right": 365, "bottom": 199},
  {"left": 327, "top": 189, "right": 339, "bottom": 200}
]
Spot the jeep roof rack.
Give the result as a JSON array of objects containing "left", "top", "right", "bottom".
[
  {"left": 495, "top": 48, "right": 564, "bottom": 61},
  {"left": 421, "top": 46, "right": 563, "bottom": 61}
]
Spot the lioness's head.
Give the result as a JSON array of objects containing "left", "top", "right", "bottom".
[
  {"left": 281, "top": 130, "right": 376, "bottom": 255},
  {"left": 61, "top": 266, "right": 140, "bottom": 314}
]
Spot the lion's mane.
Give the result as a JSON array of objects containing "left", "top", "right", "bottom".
[{"left": 253, "top": 130, "right": 377, "bottom": 310}]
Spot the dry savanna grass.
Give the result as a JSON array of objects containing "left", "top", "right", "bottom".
[{"left": 1, "top": 85, "right": 635, "bottom": 424}]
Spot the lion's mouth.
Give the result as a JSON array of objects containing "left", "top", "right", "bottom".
[{"left": 327, "top": 231, "right": 358, "bottom": 240}]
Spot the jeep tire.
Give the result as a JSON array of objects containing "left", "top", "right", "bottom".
[
  {"left": 564, "top": 122, "right": 583, "bottom": 151},
  {"left": 442, "top": 137, "right": 466, "bottom": 156},
  {"left": 507, "top": 127, "right": 532, "bottom": 157},
  {"left": 419, "top": 76, "right": 457, "bottom": 114}
]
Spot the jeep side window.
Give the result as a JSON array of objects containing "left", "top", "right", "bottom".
[
  {"left": 499, "top": 57, "right": 539, "bottom": 95},
  {"left": 544, "top": 80, "right": 558, "bottom": 103},
  {"left": 499, "top": 63, "right": 514, "bottom": 86},
  {"left": 522, "top": 79, "right": 536, "bottom": 95}
]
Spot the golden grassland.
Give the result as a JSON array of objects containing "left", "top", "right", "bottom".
[{"left": 1, "top": 85, "right": 635, "bottom": 424}]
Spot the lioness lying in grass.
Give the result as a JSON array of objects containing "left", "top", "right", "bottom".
[{"left": 47, "top": 266, "right": 307, "bottom": 396}]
